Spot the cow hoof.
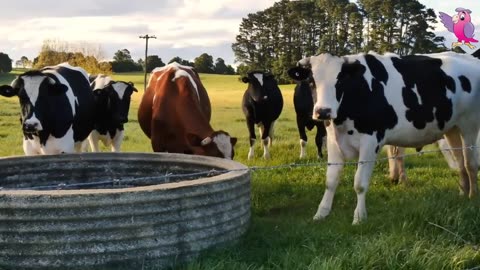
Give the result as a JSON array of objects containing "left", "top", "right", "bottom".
[
  {"left": 313, "top": 207, "right": 330, "bottom": 221},
  {"left": 263, "top": 153, "right": 270, "bottom": 159},
  {"left": 299, "top": 153, "right": 306, "bottom": 159},
  {"left": 353, "top": 210, "right": 367, "bottom": 225},
  {"left": 313, "top": 214, "right": 327, "bottom": 222},
  {"left": 248, "top": 150, "right": 254, "bottom": 160},
  {"left": 352, "top": 218, "right": 365, "bottom": 225}
]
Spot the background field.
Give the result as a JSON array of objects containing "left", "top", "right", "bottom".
[{"left": 0, "top": 71, "right": 480, "bottom": 269}]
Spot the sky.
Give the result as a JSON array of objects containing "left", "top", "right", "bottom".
[{"left": 1, "top": 0, "right": 480, "bottom": 66}]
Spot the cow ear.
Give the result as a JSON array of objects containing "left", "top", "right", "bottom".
[
  {"left": 0, "top": 85, "right": 17, "bottom": 97},
  {"left": 288, "top": 67, "right": 310, "bottom": 81},
  {"left": 230, "top": 137, "right": 237, "bottom": 146},
  {"left": 127, "top": 81, "right": 138, "bottom": 92},
  {"left": 241, "top": 77, "right": 249, "bottom": 83}
]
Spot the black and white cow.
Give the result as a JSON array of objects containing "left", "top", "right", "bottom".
[
  {"left": 289, "top": 52, "right": 480, "bottom": 224},
  {"left": 88, "top": 74, "right": 137, "bottom": 152},
  {"left": 289, "top": 66, "right": 407, "bottom": 183},
  {"left": 242, "top": 71, "right": 283, "bottom": 159},
  {"left": 0, "top": 63, "right": 94, "bottom": 155},
  {"left": 289, "top": 69, "right": 327, "bottom": 159}
]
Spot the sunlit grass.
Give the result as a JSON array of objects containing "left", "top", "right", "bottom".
[{"left": 1, "top": 71, "right": 480, "bottom": 269}]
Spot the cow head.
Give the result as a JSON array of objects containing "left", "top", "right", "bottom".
[
  {"left": 107, "top": 81, "right": 137, "bottom": 124},
  {"left": 288, "top": 65, "right": 317, "bottom": 104},
  {"left": 0, "top": 71, "right": 68, "bottom": 134},
  {"left": 290, "top": 54, "right": 347, "bottom": 120},
  {"left": 92, "top": 76, "right": 137, "bottom": 125},
  {"left": 186, "top": 131, "right": 238, "bottom": 160},
  {"left": 242, "top": 71, "right": 275, "bottom": 103}
]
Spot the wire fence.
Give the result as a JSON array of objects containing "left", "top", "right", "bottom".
[{"left": 1, "top": 145, "right": 478, "bottom": 191}]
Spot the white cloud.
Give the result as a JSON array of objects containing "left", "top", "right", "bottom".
[
  {"left": 0, "top": 0, "right": 277, "bottom": 65},
  {"left": 5, "top": 0, "right": 480, "bottom": 66}
]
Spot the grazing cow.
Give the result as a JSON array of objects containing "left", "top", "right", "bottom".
[
  {"left": 242, "top": 71, "right": 283, "bottom": 159},
  {"left": 137, "top": 62, "right": 237, "bottom": 159},
  {"left": 0, "top": 63, "right": 94, "bottom": 155},
  {"left": 289, "top": 52, "right": 480, "bottom": 224},
  {"left": 289, "top": 71, "right": 327, "bottom": 159},
  {"left": 88, "top": 74, "right": 137, "bottom": 152}
]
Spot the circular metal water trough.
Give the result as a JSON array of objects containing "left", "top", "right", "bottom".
[{"left": 0, "top": 152, "right": 251, "bottom": 269}]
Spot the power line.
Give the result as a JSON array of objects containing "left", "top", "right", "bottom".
[{"left": 139, "top": 34, "right": 157, "bottom": 91}]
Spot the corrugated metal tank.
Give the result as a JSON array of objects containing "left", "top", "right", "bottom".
[{"left": 0, "top": 152, "right": 251, "bottom": 269}]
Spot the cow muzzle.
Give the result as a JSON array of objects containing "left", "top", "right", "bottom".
[
  {"left": 314, "top": 107, "right": 333, "bottom": 120},
  {"left": 23, "top": 122, "right": 42, "bottom": 134}
]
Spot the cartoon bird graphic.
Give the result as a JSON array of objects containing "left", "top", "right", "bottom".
[{"left": 439, "top": 7, "right": 478, "bottom": 49}]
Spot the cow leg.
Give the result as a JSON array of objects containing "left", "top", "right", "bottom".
[
  {"left": 111, "top": 130, "right": 124, "bottom": 152},
  {"left": 261, "top": 121, "right": 272, "bottom": 159},
  {"left": 444, "top": 128, "right": 470, "bottom": 196},
  {"left": 437, "top": 139, "right": 459, "bottom": 169},
  {"left": 23, "top": 139, "right": 40, "bottom": 155},
  {"left": 315, "top": 123, "right": 326, "bottom": 159},
  {"left": 352, "top": 137, "right": 378, "bottom": 225},
  {"left": 88, "top": 131, "right": 101, "bottom": 152},
  {"left": 460, "top": 131, "right": 479, "bottom": 198},
  {"left": 74, "top": 141, "right": 84, "bottom": 153},
  {"left": 387, "top": 146, "right": 408, "bottom": 185},
  {"left": 267, "top": 121, "right": 275, "bottom": 147},
  {"left": 247, "top": 118, "right": 256, "bottom": 159},
  {"left": 297, "top": 116, "right": 308, "bottom": 158},
  {"left": 313, "top": 136, "right": 344, "bottom": 221}
]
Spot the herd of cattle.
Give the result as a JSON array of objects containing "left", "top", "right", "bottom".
[{"left": 1, "top": 49, "right": 480, "bottom": 224}]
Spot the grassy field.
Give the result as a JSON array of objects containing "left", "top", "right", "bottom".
[{"left": 1, "top": 70, "right": 480, "bottom": 269}]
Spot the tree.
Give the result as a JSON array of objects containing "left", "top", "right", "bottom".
[
  {"left": 213, "top": 58, "right": 235, "bottom": 74},
  {"left": 113, "top": 49, "right": 134, "bottom": 62},
  {"left": 146, "top": 55, "right": 165, "bottom": 72},
  {"left": 19, "top": 56, "right": 31, "bottom": 68},
  {"left": 194, "top": 53, "right": 214, "bottom": 73},
  {"left": 236, "top": 63, "right": 250, "bottom": 79},
  {"left": 232, "top": 0, "right": 445, "bottom": 84},
  {"left": 32, "top": 40, "right": 111, "bottom": 74},
  {"left": 110, "top": 49, "right": 142, "bottom": 73},
  {"left": 168, "top": 56, "right": 194, "bottom": 67},
  {"left": 0, "top": 53, "right": 12, "bottom": 73},
  {"left": 137, "top": 58, "right": 144, "bottom": 68}
]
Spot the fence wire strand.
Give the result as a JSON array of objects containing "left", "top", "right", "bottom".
[{"left": 1, "top": 145, "right": 477, "bottom": 191}]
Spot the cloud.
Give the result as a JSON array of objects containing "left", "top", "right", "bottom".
[{"left": 0, "top": 0, "right": 278, "bottom": 64}]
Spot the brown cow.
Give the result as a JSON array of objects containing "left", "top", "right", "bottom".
[{"left": 138, "top": 62, "right": 237, "bottom": 159}]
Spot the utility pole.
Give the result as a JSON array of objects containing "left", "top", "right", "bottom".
[{"left": 139, "top": 34, "right": 157, "bottom": 91}]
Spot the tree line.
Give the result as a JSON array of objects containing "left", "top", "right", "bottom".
[
  {"left": 110, "top": 49, "right": 235, "bottom": 74},
  {"left": 232, "top": 0, "right": 448, "bottom": 83},
  {"left": 0, "top": 40, "right": 236, "bottom": 75}
]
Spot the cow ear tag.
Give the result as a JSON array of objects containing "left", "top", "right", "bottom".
[{"left": 201, "top": 137, "right": 212, "bottom": 146}]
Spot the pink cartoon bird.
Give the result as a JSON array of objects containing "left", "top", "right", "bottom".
[{"left": 439, "top": 7, "right": 478, "bottom": 49}]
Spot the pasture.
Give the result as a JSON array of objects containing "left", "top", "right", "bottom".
[{"left": 0, "top": 70, "right": 480, "bottom": 269}]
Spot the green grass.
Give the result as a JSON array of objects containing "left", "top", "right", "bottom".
[{"left": 1, "top": 71, "right": 480, "bottom": 269}]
